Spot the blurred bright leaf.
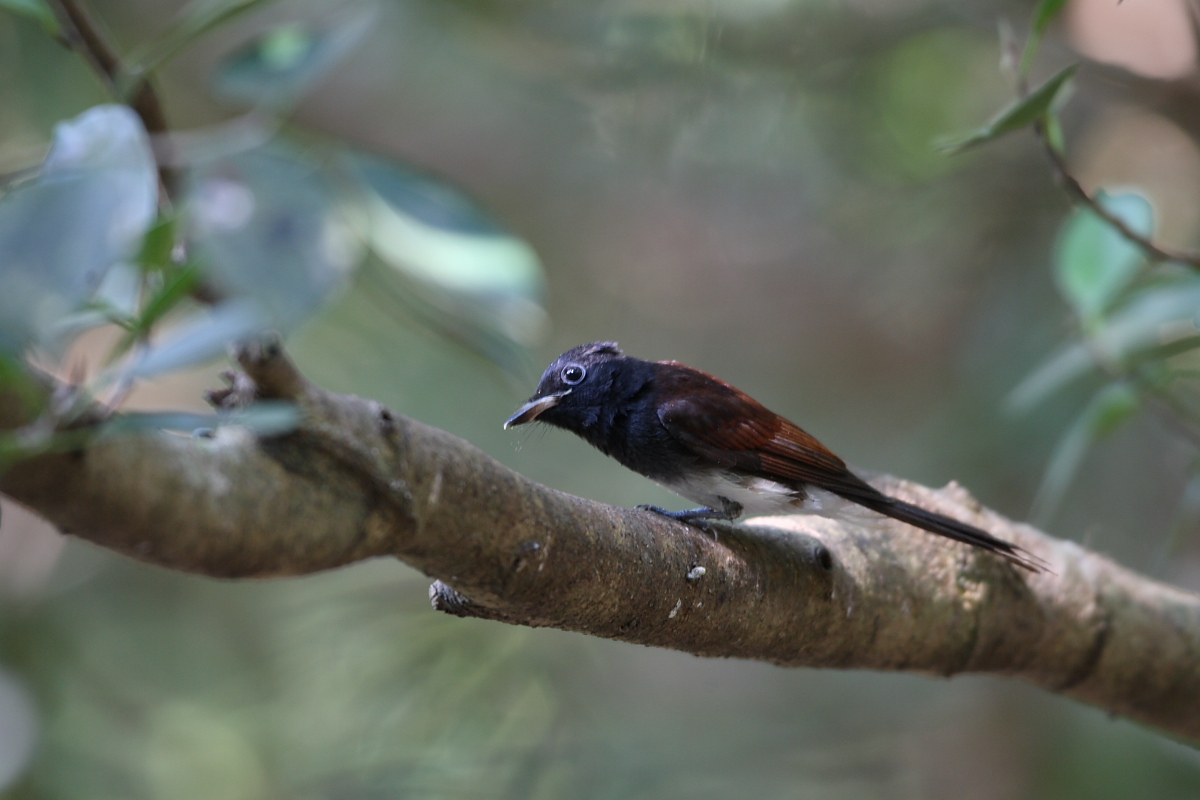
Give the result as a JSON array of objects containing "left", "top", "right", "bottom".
[
  {"left": 188, "top": 146, "right": 361, "bottom": 328},
  {"left": 0, "top": 0, "right": 58, "bottom": 35},
  {"left": 1032, "top": 382, "right": 1139, "bottom": 523},
  {"left": 349, "top": 152, "right": 546, "bottom": 372},
  {"left": 938, "top": 64, "right": 1076, "bottom": 153},
  {"left": 1009, "top": 276, "right": 1200, "bottom": 411},
  {"left": 103, "top": 401, "right": 300, "bottom": 437},
  {"left": 126, "top": 300, "right": 265, "bottom": 379},
  {"left": 1055, "top": 191, "right": 1153, "bottom": 326},
  {"left": 212, "top": 5, "right": 375, "bottom": 107},
  {"left": 0, "top": 105, "right": 156, "bottom": 354}
]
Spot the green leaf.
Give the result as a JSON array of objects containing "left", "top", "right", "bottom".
[
  {"left": 0, "top": 0, "right": 59, "bottom": 36},
  {"left": 1031, "top": 382, "right": 1139, "bottom": 523},
  {"left": 0, "top": 105, "right": 157, "bottom": 355},
  {"left": 1008, "top": 275, "right": 1200, "bottom": 411},
  {"left": 1055, "top": 191, "right": 1154, "bottom": 325},
  {"left": 937, "top": 64, "right": 1077, "bottom": 154},
  {"left": 126, "top": 301, "right": 266, "bottom": 379},
  {"left": 109, "top": 263, "right": 201, "bottom": 363},
  {"left": 349, "top": 151, "right": 546, "bottom": 373},
  {"left": 188, "top": 146, "right": 362, "bottom": 329},
  {"left": 1020, "top": 0, "right": 1071, "bottom": 77},
  {"left": 130, "top": 0, "right": 282, "bottom": 75},
  {"left": 212, "top": 6, "right": 375, "bottom": 107},
  {"left": 136, "top": 215, "right": 178, "bottom": 272}
]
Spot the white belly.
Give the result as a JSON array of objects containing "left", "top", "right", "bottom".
[{"left": 656, "top": 469, "right": 857, "bottom": 519}]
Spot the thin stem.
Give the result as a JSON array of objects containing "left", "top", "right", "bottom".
[
  {"left": 45, "top": 0, "right": 178, "bottom": 202},
  {"left": 1031, "top": 120, "right": 1200, "bottom": 270}
]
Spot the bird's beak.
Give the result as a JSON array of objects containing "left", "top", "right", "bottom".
[{"left": 503, "top": 391, "right": 569, "bottom": 429}]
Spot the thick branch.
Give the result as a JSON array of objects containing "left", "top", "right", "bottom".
[{"left": 1, "top": 347, "right": 1198, "bottom": 741}]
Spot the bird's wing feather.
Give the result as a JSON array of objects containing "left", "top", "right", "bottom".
[{"left": 653, "top": 363, "right": 879, "bottom": 497}]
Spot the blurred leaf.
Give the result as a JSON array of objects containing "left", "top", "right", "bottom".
[
  {"left": 1055, "top": 191, "right": 1153, "bottom": 326},
  {"left": 938, "top": 64, "right": 1076, "bottom": 153},
  {"left": 0, "top": 667, "right": 38, "bottom": 790},
  {"left": 0, "top": 354, "right": 42, "bottom": 417},
  {"left": 132, "top": 0, "right": 282, "bottom": 74},
  {"left": 1032, "top": 382, "right": 1139, "bottom": 523},
  {"left": 109, "top": 263, "right": 201, "bottom": 363},
  {"left": 0, "top": 0, "right": 58, "bottom": 35},
  {"left": 1020, "top": 0, "right": 1071, "bottom": 77},
  {"left": 212, "top": 5, "right": 376, "bottom": 107},
  {"left": 126, "top": 300, "right": 266, "bottom": 379},
  {"left": 0, "top": 105, "right": 156, "bottom": 354},
  {"left": 136, "top": 214, "right": 178, "bottom": 272},
  {"left": 349, "top": 151, "right": 546, "bottom": 372},
  {"left": 188, "top": 146, "right": 361, "bottom": 329},
  {"left": 103, "top": 401, "right": 299, "bottom": 437},
  {"left": 1008, "top": 276, "right": 1200, "bottom": 411},
  {"left": 1043, "top": 109, "right": 1066, "bottom": 153}
]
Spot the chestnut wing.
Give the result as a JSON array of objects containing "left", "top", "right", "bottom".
[{"left": 653, "top": 363, "right": 875, "bottom": 496}]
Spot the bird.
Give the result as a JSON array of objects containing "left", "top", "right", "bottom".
[{"left": 504, "top": 341, "right": 1041, "bottom": 572}]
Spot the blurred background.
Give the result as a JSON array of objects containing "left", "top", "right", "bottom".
[{"left": 3, "top": 0, "right": 1200, "bottom": 796}]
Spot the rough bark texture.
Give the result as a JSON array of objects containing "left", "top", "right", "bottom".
[{"left": 1, "top": 345, "right": 1198, "bottom": 742}]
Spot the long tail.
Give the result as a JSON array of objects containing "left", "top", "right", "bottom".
[{"left": 835, "top": 489, "right": 1045, "bottom": 573}]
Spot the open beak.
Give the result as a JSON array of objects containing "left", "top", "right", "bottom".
[{"left": 503, "top": 391, "right": 569, "bottom": 429}]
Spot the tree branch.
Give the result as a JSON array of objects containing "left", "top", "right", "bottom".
[{"left": 1, "top": 345, "right": 1198, "bottom": 742}]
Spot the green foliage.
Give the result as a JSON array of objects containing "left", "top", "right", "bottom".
[
  {"left": 0, "top": 0, "right": 57, "bottom": 35},
  {"left": 938, "top": 64, "right": 1076, "bottom": 154},
  {"left": 1031, "top": 382, "right": 1139, "bottom": 523},
  {"left": 349, "top": 152, "right": 546, "bottom": 373},
  {"left": 0, "top": 105, "right": 156, "bottom": 354},
  {"left": 129, "top": 0, "right": 283, "bottom": 75},
  {"left": 1020, "top": 0, "right": 1072, "bottom": 78},
  {"left": 954, "top": 11, "right": 1200, "bottom": 525},
  {"left": 212, "top": 6, "right": 376, "bottom": 107},
  {"left": 1054, "top": 192, "right": 1154, "bottom": 327}
]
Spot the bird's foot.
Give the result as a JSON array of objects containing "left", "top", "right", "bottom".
[{"left": 636, "top": 502, "right": 741, "bottom": 538}]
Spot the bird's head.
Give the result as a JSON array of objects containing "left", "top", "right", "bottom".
[{"left": 503, "top": 341, "right": 628, "bottom": 431}]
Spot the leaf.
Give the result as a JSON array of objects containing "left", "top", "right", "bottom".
[
  {"left": 937, "top": 64, "right": 1077, "bottom": 154},
  {"left": 131, "top": 0, "right": 282, "bottom": 75},
  {"left": 212, "top": 5, "right": 376, "bottom": 107},
  {"left": 125, "top": 300, "right": 266, "bottom": 379},
  {"left": 0, "top": 105, "right": 157, "bottom": 354},
  {"left": 136, "top": 214, "right": 178, "bottom": 272},
  {"left": 1031, "top": 382, "right": 1139, "bottom": 523},
  {"left": 1055, "top": 191, "right": 1154, "bottom": 325},
  {"left": 1008, "top": 276, "right": 1200, "bottom": 411},
  {"left": 349, "top": 151, "right": 547, "bottom": 371},
  {"left": 103, "top": 401, "right": 299, "bottom": 437},
  {"left": 187, "top": 146, "right": 362, "bottom": 330},
  {"left": 0, "top": 0, "right": 59, "bottom": 35},
  {"left": 109, "top": 263, "right": 201, "bottom": 363},
  {"left": 1020, "top": 0, "right": 1071, "bottom": 77}
]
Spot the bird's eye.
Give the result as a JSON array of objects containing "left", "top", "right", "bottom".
[{"left": 560, "top": 364, "right": 586, "bottom": 385}]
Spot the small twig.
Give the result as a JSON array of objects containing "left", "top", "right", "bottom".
[
  {"left": 46, "top": 0, "right": 178, "bottom": 201},
  {"left": 1032, "top": 120, "right": 1200, "bottom": 270}
]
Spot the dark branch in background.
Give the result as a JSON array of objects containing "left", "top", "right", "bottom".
[
  {"left": 1, "top": 345, "right": 1198, "bottom": 742},
  {"left": 46, "top": 0, "right": 178, "bottom": 201}
]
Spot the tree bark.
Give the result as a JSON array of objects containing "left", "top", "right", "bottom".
[{"left": 1, "top": 343, "right": 1198, "bottom": 742}]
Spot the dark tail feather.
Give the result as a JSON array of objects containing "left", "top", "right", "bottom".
[{"left": 843, "top": 493, "right": 1046, "bottom": 573}]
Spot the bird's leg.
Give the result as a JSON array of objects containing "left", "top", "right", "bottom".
[{"left": 636, "top": 497, "right": 743, "bottom": 535}]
